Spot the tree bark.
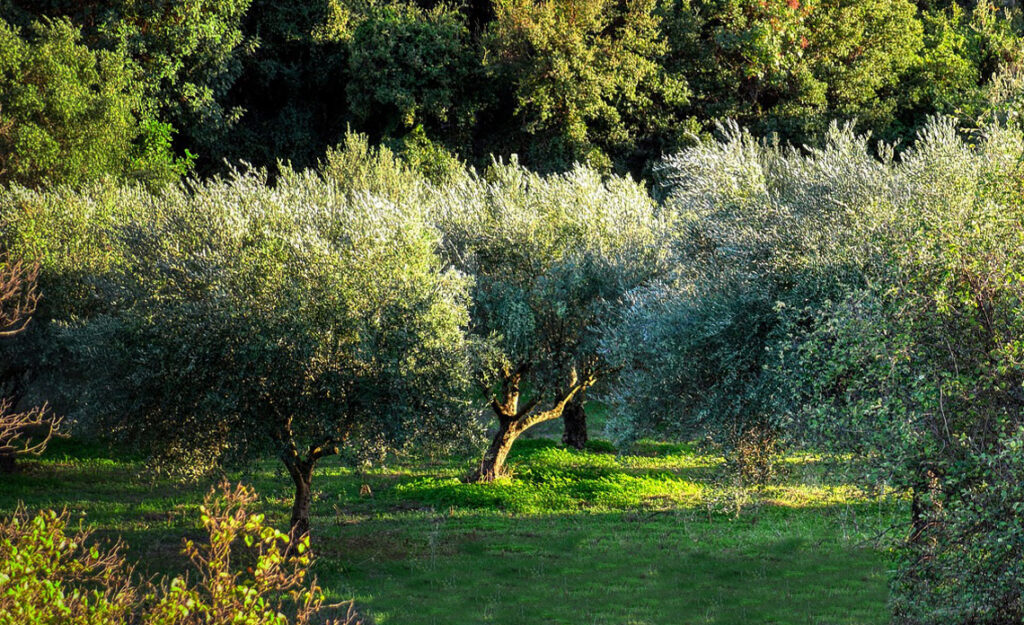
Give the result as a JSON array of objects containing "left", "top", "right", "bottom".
[
  {"left": 0, "top": 448, "right": 14, "bottom": 473},
  {"left": 470, "top": 372, "right": 593, "bottom": 482},
  {"left": 561, "top": 397, "right": 587, "bottom": 450},
  {"left": 285, "top": 458, "right": 314, "bottom": 552},
  {"left": 473, "top": 417, "right": 521, "bottom": 482}
]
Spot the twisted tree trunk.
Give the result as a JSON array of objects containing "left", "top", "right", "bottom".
[
  {"left": 286, "top": 459, "right": 314, "bottom": 544},
  {"left": 474, "top": 417, "right": 521, "bottom": 482},
  {"left": 470, "top": 368, "right": 594, "bottom": 482}
]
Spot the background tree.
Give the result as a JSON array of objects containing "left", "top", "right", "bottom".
[
  {"left": 102, "top": 0, "right": 253, "bottom": 168},
  {"left": 783, "top": 118, "right": 1024, "bottom": 623},
  {"left": 0, "top": 17, "right": 185, "bottom": 188},
  {"left": 1, "top": 0, "right": 253, "bottom": 171},
  {"left": 431, "top": 161, "right": 671, "bottom": 480},
  {"left": 654, "top": 0, "right": 1024, "bottom": 148},
  {"left": 223, "top": 0, "right": 349, "bottom": 170},
  {"left": 483, "top": 0, "right": 690, "bottom": 172},
  {"left": 601, "top": 121, "right": 885, "bottom": 479},
  {"left": 346, "top": 2, "right": 480, "bottom": 151}
]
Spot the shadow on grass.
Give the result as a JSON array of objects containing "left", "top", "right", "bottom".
[
  {"left": 315, "top": 505, "right": 892, "bottom": 625},
  {"left": 0, "top": 437, "right": 900, "bottom": 625}
]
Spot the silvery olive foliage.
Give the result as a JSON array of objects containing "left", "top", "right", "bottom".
[
  {"left": 601, "top": 120, "right": 887, "bottom": 452},
  {"left": 786, "top": 118, "right": 1024, "bottom": 624},
  {"left": 606, "top": 115, "right": 1024, "bottom": 622},
  {"left": 430, "top": 160, "right": 673, "bottom": 479},
  {"left": 19, "top": 166, "right": 475, "bottom": 535}
]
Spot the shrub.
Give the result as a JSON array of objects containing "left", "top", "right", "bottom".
[
  {"left": 0, "top": 483, "right": 359, "bottom": 625},
  {"left": 0, "top": 253, "right": 58, "bottom": 472},
  {"left": 785, "top": 118, "right": 1024, "bottom": 623}
]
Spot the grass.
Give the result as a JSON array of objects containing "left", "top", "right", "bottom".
[{"left": 0, "top": 435, "right": 903, "bottom": 624}]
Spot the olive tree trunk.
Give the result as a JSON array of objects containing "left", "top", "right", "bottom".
[
  {"left": 286, "top": 459, "right": 314, "bottom": 544},
  {"left": 474, "top": 418, "right": 521, "bottom": 482},
  {"left": 561, "top": 397, "right": 587, "bottom": 450},
  {"left": 471, "top": 370, "right": 593, "bottom": 482},
  {"left": 278, "top": 427, "right": 342, "bottom": 555}
]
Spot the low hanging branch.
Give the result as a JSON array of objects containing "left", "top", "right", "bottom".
[
  {"left": 0, "top": 253, "right": 59, "bottom": 471},
  {"left": 0, "top": 401, "right": 60, "bottom": 457},
  {"left": 0, "top": 255, "right": 39, "bottom": 338}
]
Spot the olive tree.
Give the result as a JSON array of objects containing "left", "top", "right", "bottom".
[
  {"left": 600, "top": 121, "right": 887, "bottom": 479},
  {"left": 64, "top": 169, "right": 473, "bottom": 539},
  {"left": 431, "top": 161, "right": 671, "bottom": 481},
  {"left": 785, "top": 118, "right": 1024, "bottom": 623}
]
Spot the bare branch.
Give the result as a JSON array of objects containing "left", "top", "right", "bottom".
[
  {"left": 0, "top": 254, "right": 40, "bottom": 338},
  {"left": 0, "top": 400, "right": 62, "bottom": 466}
]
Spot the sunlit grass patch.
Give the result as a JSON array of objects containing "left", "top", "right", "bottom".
[{"left": 382, "top": 438, "right": 897, "bottom": 515}]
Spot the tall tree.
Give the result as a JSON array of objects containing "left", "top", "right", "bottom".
[
  {"left": 484, "top": 0, "right": 689, "bottom": 171},
  {"left": 0, "top": 17, "right": 184, "bottom": 188}
]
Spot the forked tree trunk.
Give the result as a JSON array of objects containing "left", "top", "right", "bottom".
[
  {"left": 471, "top": 374, "right": 593, "bottom": 482},
  {"left": 474, "top": 418, "right": 521, "bottom": 482},
  {"left": 561, "top": 398, "right": 587, "bottom": 450},
  {"left": 275, "top": 419, "right": 344, "bottom": 555}
]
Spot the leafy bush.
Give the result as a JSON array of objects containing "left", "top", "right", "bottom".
[
  {"left": 784, "top": 118, "right": 1024, "bottom": 623},
  {"left": 0, "top": 17, "right": 184, "bottom": 188},
  {"left": 0, "top": 483, "right": 359, "bottom": 624}
]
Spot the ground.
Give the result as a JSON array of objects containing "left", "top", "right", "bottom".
[{"left": 0, "top": 434, "right": 902, "bottom": 625}]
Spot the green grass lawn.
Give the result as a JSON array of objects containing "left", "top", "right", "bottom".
[{"left": 0, "top": 436, "right": 902, "bottom": 625}]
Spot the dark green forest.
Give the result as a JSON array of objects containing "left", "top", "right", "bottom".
[{"left": 2, "top": 0, "right": 1022, "bottom": 184}]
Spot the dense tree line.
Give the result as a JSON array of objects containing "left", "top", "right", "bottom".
[{"left": 1, "top": 0, "right": 1023, "bottom": 182}]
